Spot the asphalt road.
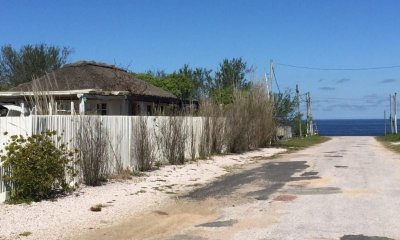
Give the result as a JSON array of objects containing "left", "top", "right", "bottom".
[{"left": 82, "top": 137, "right": 400, "bottom": 240}]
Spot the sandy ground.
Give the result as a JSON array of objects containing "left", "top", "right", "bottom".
[
  {"left": 0, "top": 148, "right": 285, "bottom": 240},
  {"left": 81, "top": 137, "right": 400, "bottom": 240}
]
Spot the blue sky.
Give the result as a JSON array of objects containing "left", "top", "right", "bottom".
[{"left": 1, "top": 0, "right": 400, "bottom": 119}]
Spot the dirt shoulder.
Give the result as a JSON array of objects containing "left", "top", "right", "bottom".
[{"left": 0, "top": 148, "right": 285, "bottom": 240}]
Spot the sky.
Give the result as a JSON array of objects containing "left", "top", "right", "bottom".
[{"left": 1, "top": 0, "right": 400, "bottom": 119}]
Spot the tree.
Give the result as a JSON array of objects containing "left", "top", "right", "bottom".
[
  {"left": 215, "top": 58, "right": 250, "bottom": 90},
  {"left": 132, "top": 71, "right": 194, "bottom": 100},
  {"left": 133, "top": 58, "right": 250, "bottom": 103},
  {"left": 0, "top": 44, "right": 72, "bottom": 87},
  {"left": 160, "top": 73, "right": 193, "bottom": 100},
  {"left": 273, "top": 91, "right": 296, "bottom": 124},
  {"left": 212, "top": 58, "right": 252, "bottom": 104},
  {"left": 177, "top": 64, "right": 213, "bottom": 99}
]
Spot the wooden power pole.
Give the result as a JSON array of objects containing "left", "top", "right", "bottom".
[
  {"left": 390, "top": 94, "right": 393, "bottom": 134},
  {"left": 296, "top": 84, "right": 302, "bottom": 137},
  {"left": 390, "top": 93, "right": 398, "bottom": 134},
  {"left": 395, "top": 93, "right": 398, "bottom": 134},
  {"left": 306, "top": 92, "right": 314, "bottom": 136},
  {"left": 384, "top": 110, "right": 387, "bottom": 136},
  {"left": 269, "top": 59, "right": 274, "bottom": 101}
]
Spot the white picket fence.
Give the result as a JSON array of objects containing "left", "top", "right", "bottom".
[{"left": 0, "top": 115, "right": 206, "bottom": 202}]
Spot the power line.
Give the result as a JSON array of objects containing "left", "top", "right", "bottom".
[{"left": 276, "top": 62, "right": 400, "bottom": 71}]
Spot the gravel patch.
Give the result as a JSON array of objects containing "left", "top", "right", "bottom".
[{"left": 0, "top": 148, "right": 285, "bottom": 240}]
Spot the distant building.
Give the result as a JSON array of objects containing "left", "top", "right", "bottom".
[
  {"left": 0, "top": 61, "right": 183, "bottom": 115},
  {"left": 276, "top": 125, "right": 293, "bottom": 140}
]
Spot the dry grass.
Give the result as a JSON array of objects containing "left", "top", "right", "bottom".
[
  {"left": 156, "top": 116, "right": 188, "bottom": 165},
  {"left": 25, "top": 73, "right": 58, "bottom": 115},
  {"left": 133, "top": 116, "right": 155, "bottom": 171},
  {"left": 198, "top": 82, "right": 275, "bottom": 155},
  {"left": 77, "top": 117, "right": 109, "bottom": 186}
]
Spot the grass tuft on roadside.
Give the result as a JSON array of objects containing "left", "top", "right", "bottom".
[
  {"left": 376, "top": 134, "right": 400, "bottom": 153},
  {"left": 274, "top": 135, "right": 330, "bottom": 151}
]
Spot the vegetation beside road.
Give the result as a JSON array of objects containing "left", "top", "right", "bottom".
[
  {"left": 275, "top": 135, "right": 330, "bottom": 151},
  {"left": 376, "top": 134, "right": 400, "bottom": 153}
]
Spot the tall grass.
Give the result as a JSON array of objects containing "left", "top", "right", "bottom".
[
  {"left": 77, "top": 117, "right": 109, "bottom": 186},
  {"left": 155, "top": 116, "right": 188, "bottom": 165},
  {"left": 199, "top": 82, "right": 275, "bottom": 154},
  {"left": 132, "top": 116, "right": 155, "bottom": 171},
  {"left": 25, "top": 73, "right": 58, "bottom": 115}
]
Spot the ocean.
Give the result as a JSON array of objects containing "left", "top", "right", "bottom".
[{"left": 314, "top": 119, "right": 396, "bottom": 136}]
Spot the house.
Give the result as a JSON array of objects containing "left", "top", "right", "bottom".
[{"left": 0, "top": 61, "right": 182, "bottom": 116}]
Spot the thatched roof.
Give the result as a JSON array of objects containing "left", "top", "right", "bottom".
[{"left": 10, "top": 61, "right": 177, "bottom": 99}]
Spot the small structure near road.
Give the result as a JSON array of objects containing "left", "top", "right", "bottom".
[{"left": 276, "top": 125, "right": 293, "bottom": 140}]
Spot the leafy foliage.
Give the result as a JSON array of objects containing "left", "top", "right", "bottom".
[
  {"left": 177, "top": 64, "right": 214, "bottom": 99},
  {"left": 132, "top": 71, "right": 194, "bottom": 100},
  {"left": 132, "top": 58, "right": 251, "bottom": 103},
  {"left": 0, "top": 44, "right": 72, "bottom": 87},
  {"left": 274, "top": 91, "right": 296, "bottom": 124},
  {"left": 215, "top": 57, "right": 250, "bottom": 90},
  {"left": 0, "top": 131, "right": 78, "bottom": 203}
]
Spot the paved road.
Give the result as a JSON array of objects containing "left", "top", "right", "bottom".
[{"left": 82, "top": 137, "right": 400, "bottom": 240}]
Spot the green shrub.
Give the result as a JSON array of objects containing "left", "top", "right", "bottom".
[{"left": 0, "top": 131, "right": 78, "bottom": 203}]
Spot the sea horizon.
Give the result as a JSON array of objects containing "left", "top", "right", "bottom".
[{"left": 314, "top": 119, "right": 394, "bottom": 136}]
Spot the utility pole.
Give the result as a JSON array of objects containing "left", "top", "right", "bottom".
[
  {"left": 395, "top": 93, "right": 398, "bottom": 134},
  {"left": 269, "top": 59, "right": 274, "bottom": 100},
  {"left": 306, "top": 92, "right": 314, "bottom": 136},
  {"left": 384, "top": 110, "right": 387, "bottom": 136},
  {"left": 296, "top": 84, "right": 302, "bottom": 137},
  {"left": 390, "top": 94, "right": 393, "bottom": 134},
  {"left": 265, "top": 73, "right": 269, "bottom": 98}
]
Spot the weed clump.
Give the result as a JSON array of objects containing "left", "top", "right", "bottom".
[
  {"left": 77, "top": 118, "right": 109, "bottom": 186},
  {"left": 155, "top": 116, "right": 187, "bottom": 165},
  {"left": 133, "top": 116, "right": 155, "bottom": 171}
]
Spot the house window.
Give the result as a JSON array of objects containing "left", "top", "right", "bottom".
[{"left": 97, "top": 103, "right": 107, "bottom": 115}]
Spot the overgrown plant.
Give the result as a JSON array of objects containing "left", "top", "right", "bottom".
[
  {"left": 224, "top": 83, "right": 275, "bottom": 152},
  {"left": 133, "top": 117, "right": 155, "bottom": 171},
  {"left": 198, "top": 116, "right": 212, "bottom": 159},
  {"left": 210, "top": 109, "right": 225, "bottom": 154},
  {"left": 0, "top": 131, "right": 78, "bottom": 203},
  {"left": 77, "top": 117, "right": 109, "bottom": 186},
  {"left": 156, "top": 116, "right": 187, "bottom": 165},
  {"left": 198, "top": 100, "right": 225, "bottom": 157},
  {"left": 108, "top": 133, "right": 124, "bottom": 175},
  {"left": 187, "top": 117, "right": 197, "bottom": 161},
  {"left": 25, "top": 73, "right": 59, "bottom": 115},
  {"left": 199, "top": 82, "right": 275, "bottom": 154}
]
